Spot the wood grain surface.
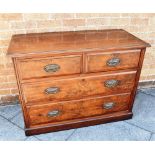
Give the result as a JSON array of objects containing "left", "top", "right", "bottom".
[
  {"left": 7, "top": 29, "right": 150, "bottom": 136},
  {"left": 8, "top": 29, "right": 150, "bottom": 57}
]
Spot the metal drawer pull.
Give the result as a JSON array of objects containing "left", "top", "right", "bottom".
[
  {"left": 103, "top": 102, "right": 115, "bottom": 109},
  {"left": 47, "top": 110, "right": 60, "bottom": 117},
  {"left": 106, "top": 58, "right": 120, "bottom": 67},
  {"left": 104, "top": 79, "right": 119, "bottom": 88},
  {"left": 44, "top": 87, "right": 60, "bottom": 94},
  {"left": 44, "top": 64, "right": 60, "bottom": 73}
]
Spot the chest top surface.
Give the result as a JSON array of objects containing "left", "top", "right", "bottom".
[{"left": 7, "top": 29, "right": 150, "bottom": 57}]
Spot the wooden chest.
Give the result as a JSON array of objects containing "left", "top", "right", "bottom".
[{"left": 7, "top": 29, "right": 150, "bottom": 136}]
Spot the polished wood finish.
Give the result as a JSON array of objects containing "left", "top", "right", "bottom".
[
  {"left": 28, "top": 93, "right": 130, "bottom": 126},
  {"left": 17, "top": 55, "right": 82, "bottom": 80},
  {"left": 86, "top": 50, "right": 140, "bottom": 73},
  {"left": 26, "top": 111, "right": 133, "bottom": 136},
  {"left": 7, "top": 29, "right": 150, "bottom": 136},
  {"left": 8, "top": 29, "right": 150, "bottom": 57},
  {"left": 22, "top": 71, "right": 136, "bottom": 104},
  {"left": 18, "top": 55, "right": 82, "bottom": 80}
]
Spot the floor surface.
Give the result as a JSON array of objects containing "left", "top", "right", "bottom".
[{"left": 0, "top": 88, "right": 155, "bottom": 141}]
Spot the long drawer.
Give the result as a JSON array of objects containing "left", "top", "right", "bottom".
[
  {"left": 17, "top": 55, "right": 82, "bottom": 80},
  {"left": 27, "top": 93, "right": 131, "bottom": 126},
  {"left": 22, "top": 71, "right": 136, "bottom": 104},
  {"left": 86, "top": 50, "right": 140, "bottom": 73}
]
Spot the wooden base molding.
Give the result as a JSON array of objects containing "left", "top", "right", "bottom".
[{"left": 25, "top": 111, "right": 133, "bottom": 136}]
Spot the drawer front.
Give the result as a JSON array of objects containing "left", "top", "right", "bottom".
[
  {"left": 28, "top": 100, "right": 81, "bottom": 126},
  {"left": 86, "top": 50, "right": 140, "bottom": 73},
  {"left": 22, "top": 71, "right": 136, "bottom": 104},
  {"left": 18, "top": 55, "right": 82, "bottom": 80},
  {"left": 28, "top": 93, "right": 131, "bottom": 126}
]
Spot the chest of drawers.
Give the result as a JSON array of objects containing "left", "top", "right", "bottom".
[{"left": 7, "top": 29, "right": 150, "bottom": 136}]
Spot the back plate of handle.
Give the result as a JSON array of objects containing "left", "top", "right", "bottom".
[
  {"left": 44, "top": 64, "right": 60, "bottom": 73},
  {"left": 104, "top": 79, "right": 119, "bottom": 88},
  {"left": 103, "top": 102, "right": 115, "bottom": 109},
  {"left": 106, "top": 58, "right": 120, "bottom": 67},
  {"left": 47, "top": 110, "right": 60, "bottom": 117},
  {"left": 44, "top": 87, "right": 60, "bottom": 94}
]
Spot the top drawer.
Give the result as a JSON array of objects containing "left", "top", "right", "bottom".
[
  {"left": 86, "top": 50, "right": 140, "bottom": 73},
  {"left": 17, "top": 55, "right": 82, "bottom": 80}
]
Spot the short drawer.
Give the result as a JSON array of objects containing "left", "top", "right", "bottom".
[
  {"left": 27, "top": 93, "right": 131, "bottom": 126},
  {"left": 86, "top": 50, "right": 140, "bottom": 73},
  {"left": 22, "top": 71, "right": 136, "bottom": 104},
  {"left": 17, "top": 55, "right": 82, "bottom": 80}
]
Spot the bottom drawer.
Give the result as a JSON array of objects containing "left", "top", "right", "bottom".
[{"left": 27, "top": 93, "right": 131, "bottom": 126}]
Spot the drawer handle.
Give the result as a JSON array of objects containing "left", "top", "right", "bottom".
[
  {"left": 106, "top": 58, "right": 120, "bottom": 67},
  {"left": 44, "top": 64, "right": 60, "bottom": 73},
  {"left": 103, "top": 102, "right": 115, "bottom": 109},
  {"left": 104, "top": 79, "right": 120, "bottom": 88},
  {"left": 44, "top": 87, "right": 60, "bottom": 94},
  {"left": 47, "top": 110, "right": 60, "bottom": 117}
]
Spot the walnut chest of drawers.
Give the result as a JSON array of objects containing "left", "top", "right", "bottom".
[{"left": 7, "top": 29, "right": 150, "bottom": 136}]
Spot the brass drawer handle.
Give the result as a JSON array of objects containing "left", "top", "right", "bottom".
[
  {"left": 106, "top": 58, "right": 120, "bottom": 67},
  {"left": 103, "top": 102, "right": 115, "bottom": 109},
  {"left": 44, "top": 87, "right": 60, "bottom": 94},
  {"left": 47, "top": 110, "right": 60, "bottom": 117},
  {"left": 44, "top": 64, "right": 60, "bottom": 73},
  {"left": 104, "top": 79, "right": 120, "bottom": 88}
]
